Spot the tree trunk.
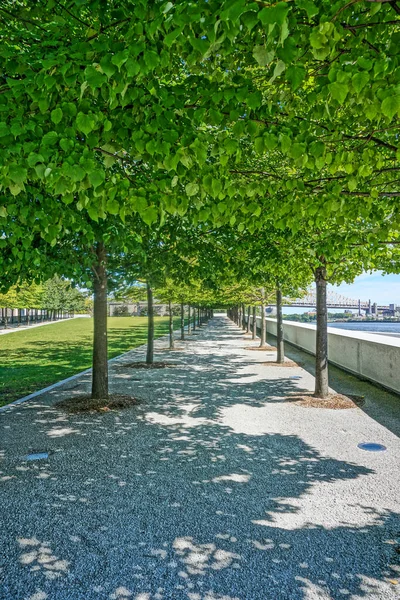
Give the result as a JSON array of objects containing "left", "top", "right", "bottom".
[
  {"left": 252, "top": 306, "right": 257, "bottom": 340},
  {"left": 193, "top": 306, "right": 196, "bottom": 331},
  {"left": 91, "top": 241, "right": 109, "bottom": 400},
  {"left": 146, "top": 282, "right": 154, "bottom": 364},
  {"left": 259, "top": 288, "right": 266, "bottom": 347},
  {"left": 168, "top": 300, "right": 175, "bottom": 349},
  {"left": 180, "top": 303, "right": 185, "bottom": 340},
  {"left": 315, "top": 264, "right": 329, "bottom": 398},
  {"left": 26, "top": 308, "right": 30, "bottom": 326},
  {"left": 188, "top": 305, "right": 192, "bottom": 334},
  {"left": 246, "top": 306, "right": 251, "bottom": 333},
  {"left": 276, "top": 287, "right": 284, "bottom": 364}
]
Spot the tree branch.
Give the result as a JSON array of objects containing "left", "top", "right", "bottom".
[
  {"left": 54, "top": 1, "right": 91, "bottom": 28},
  {"left": 0, "top": 7, "right": 48, "bottom": 32}
]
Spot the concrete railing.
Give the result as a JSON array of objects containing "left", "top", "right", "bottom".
[{"left": 248, "top": 316, "right": 400, "bottom": 395}]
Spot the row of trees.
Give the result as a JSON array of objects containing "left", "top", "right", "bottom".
[
  {"left": 0, "top": 276, "right": 87, "bottom": 326},
  {"left": 0, "top": 1, "right": 399, "bottom": 400}
]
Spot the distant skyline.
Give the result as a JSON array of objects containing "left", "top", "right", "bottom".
[
  {"left": 330, "top": 271, "right": 400, "bottom": 305},
  {"left": 281, "top": 272, "right": 400, "bottom": 315}
]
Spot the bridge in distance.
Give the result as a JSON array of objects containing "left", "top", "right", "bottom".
[{"left": 269, "top": 291, "right": 392, "bottom": 315}]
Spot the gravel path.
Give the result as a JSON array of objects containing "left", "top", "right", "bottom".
[{"left": 0, "top": 316, "right": 399, "bottom": 600}]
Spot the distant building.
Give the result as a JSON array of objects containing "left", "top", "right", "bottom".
[{"left": 108, "top": 301, "right": 169, "bottom": 317}]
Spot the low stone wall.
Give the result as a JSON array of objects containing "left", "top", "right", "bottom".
[{"left": 249, "top": 316, "right": 400, "bottom": 395}]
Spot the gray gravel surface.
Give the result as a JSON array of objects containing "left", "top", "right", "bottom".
[{"left": 0, "top": 316, "right": 399, "bottom": 600}]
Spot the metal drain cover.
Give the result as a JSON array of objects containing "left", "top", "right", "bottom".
[
  {"left": 24, "top": 452, "right": 49, "bottom": 461},
  {"left": 357, "top": 442, "right": 387, "bottom": 452}
]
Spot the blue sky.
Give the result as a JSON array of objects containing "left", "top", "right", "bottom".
[
  {"left": 330, "top": 271, "right": 400, "bottom": 305},
  {"left": 282, "top": 272, "right": 400, "bottom": 314}
]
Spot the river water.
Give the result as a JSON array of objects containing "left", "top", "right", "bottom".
[{"left": 327, "top": 321, "right": 400, "bottom": 337}]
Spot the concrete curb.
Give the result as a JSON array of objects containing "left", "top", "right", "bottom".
[{"left": 0, "top": 325, "right": 192, "bottom": 414}]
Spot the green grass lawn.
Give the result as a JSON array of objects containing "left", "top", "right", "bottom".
[{"left": 0, "top": 316, "right": 179, "bottom": 407}]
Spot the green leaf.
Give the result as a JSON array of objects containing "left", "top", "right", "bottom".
[
  {"left": 185, "top": 182, "right": 199, "bottom": 196},
  {"left": 106, "top": 198, "right": 119, "bottom": 214},
  {"left": 100, "top": 55, "right": 116, "bottom": 78},
  {"left": 8, "top": 164, "right": 27, "bottom": 185},
  {"left": 264, "top": 133, "right": 277, "bottom": 150},
  {"left": 162, "top": 1, "right": 174, "bottom": 13},
  {"left": 348, "top": 178, "right": 357, "bottom": 191},
  {"left": 254, "top": 137, "right": 264, "bottom": 154},
  {"left": 253, "top": 45, "right": 273, "bottom": 67},
  {"left": 247, "top": 91, "right": 262, "bottom": 110},
  {"left": 297, "top": 0, "right": 319, "bottom": 18},
  {"left": 10, "top": 122, "right": 23, "bottom": 137},
  {"left": 59, "top": 138, "right": 73, "bottom": 152},
  {"left": 84, "top": 65, "right": 107, "bottom": 88},
  {"left": 328, "top": 82, "right": 348, "bottom": 105},
  {"left": 259, "top": 2, "right": 290, "bottom": 25},
  {"left": 38, "top": 98, "right": 49, "bottom": 114},
  {"left": 51, "top": 107, "right": 63, "bottom": 125},
  {"left": 0, "top": 122, "right": 10, "bottom": 137},
  {"left": 88, "top": 169, "right": 105, "bottom": 189},
  {"left": 41, "top": 131, "right": 59, "bottom": 146},
  {"left": 87, "top": 205, "right": 99, "bottom": 222},
  {"left": 286, "top": 65, "right": 305, "bottom": 91},
  {"left": 76, "top": 112, "right": 95, "bottom": 135},
  {"left": 144, "top": 51, "right": 159, "bottom": 70},
  {"left": 221, "top": 0, "right": 246, "bottom": 22},
  {"left": 352, "top": 72, "right": 369, "bottom": 94},
  {"left": 0, "top": 206, "right": 7, "bottom": 217},
  {"left": 111, "top": 50, "right": 129, "bottom": 70},
  {"left": 309, "top": 141, "right": 325, "bottom": 158},
  {"left": 270, "top": 60, "right": 286, "bottom": 83},
  {"left": 27, "top": 153, "right": 44, "bottom": 167},
  {"left": 141, "top": 206, "right": 158, "bottom": 226},
  {"left": 381, "top": 95, "right": 400, "bottom": 121},
  {"left": 64, "top": 164, "right": 86, "bottom": 182},
  {"left": 125, "top": 59, "right": 140, "bottom": 77}
]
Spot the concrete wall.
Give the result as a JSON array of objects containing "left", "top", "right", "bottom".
[{"left": 248, "top": 316, "right": 400, "bottom": 395}]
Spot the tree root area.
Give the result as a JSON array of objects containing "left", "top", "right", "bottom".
[
  {"left": 245, "top": 346, "right": 276, "bottom": 351},
  {"left": 55, "top": 394, "right": 139, "bottom": 413},
  {"left": 289, "top": 392, "right": 365, "bottom": 409},
  {"left": 261, "top": 361, "right": 299, "bottom": 368}
]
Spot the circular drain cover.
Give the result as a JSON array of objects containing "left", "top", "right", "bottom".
[
  {"left": 25, "top": 452, "right": 49, "bottom": 461},
  {"left": 357, "top": 443, "right": 387, "bottom": 452}
]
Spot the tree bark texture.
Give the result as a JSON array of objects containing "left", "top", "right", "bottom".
[
  {"left": 146, "top": 282, "right": 154, "bottom": 364},
  {"left": 252, "top": 306, "right": 257, "bottom": 339},
  {"left": 276, "top": 287, "right": 285, "bottom": 364},
  {"left": 91, "top": 241, "right": 109, "bottom": 399},
  {"left": 180, "top": 303, "right": 185, "bottom": 340},
  {"left": 315, "top": 265, "right": 329, "bottom": 398},
  {"left": 260, "top": 288, "right": 266, "bottom": 347},
  {"left": 169, "top": 300, "right": 175, "bottom": 349}
]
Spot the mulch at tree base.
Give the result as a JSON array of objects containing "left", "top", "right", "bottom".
[
  {"left": 290, "top": 392, "right": 365, "bottom": 409},
  {"left": 55, "top": 394, "right": 139, "bottom": 413},
  {"left": 245, "top": 346, "right": 276, "bottom": 351},
  {"left": 261, "top": 361, "right": 299, "bottom": 368}
]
